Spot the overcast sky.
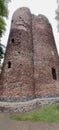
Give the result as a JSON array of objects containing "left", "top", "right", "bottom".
[{"left": 1, "top": 0, "right": 59, "bottom": 54}]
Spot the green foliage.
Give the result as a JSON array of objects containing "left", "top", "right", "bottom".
[
  {"left": 0, "top": 0, "right": 10, "bottom": 63},
  {"left": 0, "top": 18, "right": 6, "bottom": 36},
  {"left": 0, "top": 43, "right": 5, "bottom": 65},
  {"left": 10, "top": 104, "right": 59, "bottom": 122},
  {"left": 0, "top": 0, "right": 8, "bottom": 17},
  {"left": 0, "top": 0, "right": 8, "bottom": 37}
]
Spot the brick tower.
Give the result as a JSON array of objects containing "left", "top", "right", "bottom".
[
  {"left": 0, "top": 7, "right": 59, "bottom": 101},
  {"left": 32, "top": 14, "right": 59, "bottom": 97}
]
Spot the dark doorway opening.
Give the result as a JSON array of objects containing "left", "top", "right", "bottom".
[
  {"left": 52, "top": 67, "right": 57, "bottom": 80},
  {"left": 8, "top": 61, "right": 11, "bottom": 68},
  {"left": 12, "top": 38, "right": 14, "bottom": 43}
]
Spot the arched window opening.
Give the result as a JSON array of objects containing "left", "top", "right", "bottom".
[
  {"left": 8, "top": 61, "right": 11, "bottom": 68},
  {"left": 52, "top": 67, "right": 57, "bottom": 80},
  {"left": 12, "top": 38, "right": 14, "bottom": 43}
]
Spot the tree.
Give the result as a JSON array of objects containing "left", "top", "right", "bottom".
[
  {"left": 0, "top": 0, "right": 10, "bottom": 64},
  {"left": 0, "top": 0, "right": 8, "bottom": 37},
  {"left": 0, "top": 43, "right": 5, "bottom": 65},
  {"left": 55, "top": 0, "right": 59, "bottom": 32}
]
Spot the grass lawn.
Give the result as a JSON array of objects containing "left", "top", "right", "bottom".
[{"left": 10, "top": 104, "right": 59, "bottom": 122}]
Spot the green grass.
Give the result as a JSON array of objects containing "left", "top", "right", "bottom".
[{"left": 10, "top": 104, "right": 59, "bottom": 122}]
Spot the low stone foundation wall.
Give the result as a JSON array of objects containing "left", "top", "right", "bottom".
[
  {"left": 0, "top": 93, "right": 59, "bottom": 102},
  {"left": 0, "top": 97, "right": 59, "bottom": 113}
]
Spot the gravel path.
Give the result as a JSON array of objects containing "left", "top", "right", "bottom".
[{"left": 0, "top": 112, "right": 59, "bottom": 130}]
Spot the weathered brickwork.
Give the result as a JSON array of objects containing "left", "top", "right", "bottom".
[
  {"left": 32, "top": 14, "right": 59, "bottom": 96},
  {"left": 0, "top": 7, "right": 59, "bottom": 100}
]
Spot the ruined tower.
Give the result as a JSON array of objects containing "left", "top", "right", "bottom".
[
  {"left": 32, "top": 14, "right": 59, "bottom": 96},
  {"left": 0, "top": 7, "right": 59, "bottom": 101}
]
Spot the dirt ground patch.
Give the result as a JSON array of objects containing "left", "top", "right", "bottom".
[{"left": 0, "top": 112, "right": 59, "bottom": 130}]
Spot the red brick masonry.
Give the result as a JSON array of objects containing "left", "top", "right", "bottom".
[{"left": 0, "top": 7, "right": 59, "bottom": 100}]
